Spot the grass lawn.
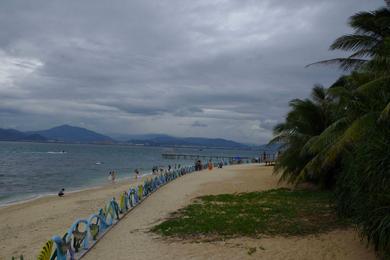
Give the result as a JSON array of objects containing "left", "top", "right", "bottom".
[{"left": 152, "top": 188, "right": 348, "bottom": 239}]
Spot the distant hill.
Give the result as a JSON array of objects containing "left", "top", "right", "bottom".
[
  {"left": 1, "top": 125, "right": 279, "bottom": 149},
  {"left": 128, "top": 135, "right": 249, "bottom": 148},
  {"left": 0, "top": 128, "right": 46, "bottom": 141},
  {"left": 111, "top": 133, "right": 172, "bottom": 142},
  {"left": 28, "top": 125, "right": 114, "bottom": 143}
]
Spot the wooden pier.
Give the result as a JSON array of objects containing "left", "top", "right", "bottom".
[
  {"left": 161, "top": 153, "right": 251, "bottom": 160},
  {"left": 162, "top": 152, "right": 277, "bottom": 166}
]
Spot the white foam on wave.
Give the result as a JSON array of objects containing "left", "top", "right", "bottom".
[
  {"left": 0, "top": 164, "right": 192, "bottom": 208},
  {"left": 0, "top": 193, "right": 53, "bottom": 208},
  {"left": 0, "top": 185, "right": 105, "bottom": 208},
  {"left": 20, "top": 151, "right": 67, "bottom": 154}
]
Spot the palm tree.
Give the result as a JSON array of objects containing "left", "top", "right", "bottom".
[
  {"left": 305, "top": 73, "right": 389, "bottom": 167},
  {"left": 272, "top": 74, "right": 390, "bottom": 255},
  {"left": 308, "top": 7, "right": 390, "bottom": 73},
  {"left": 270, "top": 85, "right": 334, "bottom": 185},
  {"left": 274, "top": 4, "right": 390, "bottom": 256}
]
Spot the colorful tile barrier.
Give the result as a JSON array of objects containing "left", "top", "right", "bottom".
[{"left": 22, "top": 160, "right": 252, "bottom": 260}]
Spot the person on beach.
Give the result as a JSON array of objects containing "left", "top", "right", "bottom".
[
  {"left": 218, "top": 161, "right": 223, "bottom": 168},
  {"left": 134, "top": 168, "right": 140, "bottom": 179},
  {"left": 168, "top": 165, "right": 171, "bottom": 172},
  {"left": 112, "top": 171, "right": 116, "bottom": 183},
  {"left": 195, "top": 160, "right": 202, "bottom": 171},
  {"left": 208, "top": 160, "right": 213, "bottom": 170},
  {"left": 58, "top": 188, "right": 65, "bottom": 197}
]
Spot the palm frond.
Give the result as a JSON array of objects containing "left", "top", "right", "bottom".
[
  {"left": 311, "top": 85, "right": 327, "bottom": 103},
  {"left": 327, "top": 86, "right": 352, "bottom": 98},
  {"left": 379, "top": 101, "right": 390, "bottom": 121},
  {"left": 349, "top": 8, "right": 390, "bottom": 36},
  {"left": 348, "top": 49, "right": 375, "bottom": 58},
  {"left": 300, "top": 135, "right": 319, "bottom": 156},
  {"left": 322, "top": 113, "right": 378, "bottom": 167},
  {"left": 330, "top": 35, "right": 379, "bottom": 52},
  {"left": 268, "top": 134, "right": 284, "bottom": 145},
  {"left": 296, "top": 153, "right": 323, "bottom": 184},
  {"left": 307, "top": 117, "right": 349, "bottom": 154},
  {"left": 306, "top": 58, "right": 368, "bottom": 71}
]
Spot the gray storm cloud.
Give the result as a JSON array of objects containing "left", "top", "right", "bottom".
[{"left": 0, "top": 0, "right": 384, "bottom": 144}]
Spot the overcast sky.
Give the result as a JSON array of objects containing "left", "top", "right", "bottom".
[{"left": 0, "top": 0, "right": 384, "bottom": 144}]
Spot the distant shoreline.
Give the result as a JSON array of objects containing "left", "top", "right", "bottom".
[{"left": 0, "top": 139, "right": 267, "bottom": 151}]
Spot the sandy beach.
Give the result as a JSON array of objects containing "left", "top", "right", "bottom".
[
  {"left": 0, "top": 164, "right": 376, "bottom": 260},
  {"left": 0, "top": 176, "right": 146, "bottom": 259}
]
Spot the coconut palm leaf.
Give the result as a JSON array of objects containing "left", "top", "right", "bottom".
[
  {"left": 330, "top": 35, "right": 379, "bottom": 52},
  {"left": 321, "top": 113, "right": 378, "bottom": 167},
  {"left": 307, "top": 7, "right": 390, "bottom": 72},
  {"left": 349, "top": 8, "right": 390, "bottom": 36},
  {"left": 379, "top": 101, "right": 390, "bottom": 121},
  {"left": 306, "top": 58, "right": 368, "bottom": 70}
]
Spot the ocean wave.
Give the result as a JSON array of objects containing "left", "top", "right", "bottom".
[{"left": 21, "top": 151, "right": 67, "bottom": 154}]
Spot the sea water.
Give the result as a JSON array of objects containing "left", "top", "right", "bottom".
[{"left": 0, "top": 141, "right": 260, "bottom": 206}]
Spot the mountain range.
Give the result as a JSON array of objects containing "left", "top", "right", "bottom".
[
  {"left": 127, "top": 135, "right": 247, "bottom": 148},
  {"left": 27, "top": 125, "right": 113, "bottom": 143},
  {"left": 0, "top": 125, "right": 269, "bottom": 149},
  {"left": 0, "top": 128, "right": 47, "bottom": 142}
]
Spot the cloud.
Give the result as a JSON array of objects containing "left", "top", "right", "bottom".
[
  {"left": 0, "top": 0, "right": 384, "bottom": 144},
  {"left": 192, "top": 121, "right": 208, "bottom": 128}
]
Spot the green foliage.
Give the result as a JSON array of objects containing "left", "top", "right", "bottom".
[
  {"left": 152, "top": 188, "right": 347, "bottom": 238},
  {"left": 271, "top": 85, "right": 335, "bottom": 186},
  {"left": 335, "top": 123, "right": 390, "bottom": 257},
  {"left": 272, "top": 4, "right": 390, "bottom": 257}
]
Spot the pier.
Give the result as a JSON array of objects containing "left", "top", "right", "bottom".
[
  {"left": 162, "top": 152, "right": 277, "bottom": 165},
  {"left": 161, "top": 153, "right": 251, "bottom": 160}
]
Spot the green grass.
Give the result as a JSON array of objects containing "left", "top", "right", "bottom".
[{"left": 152, "top": 188, "right": 349, "bottom": 239}]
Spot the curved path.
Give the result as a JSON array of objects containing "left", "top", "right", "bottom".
[{"left": 83, "top": 164, "right": 376, "bottom": 260}]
